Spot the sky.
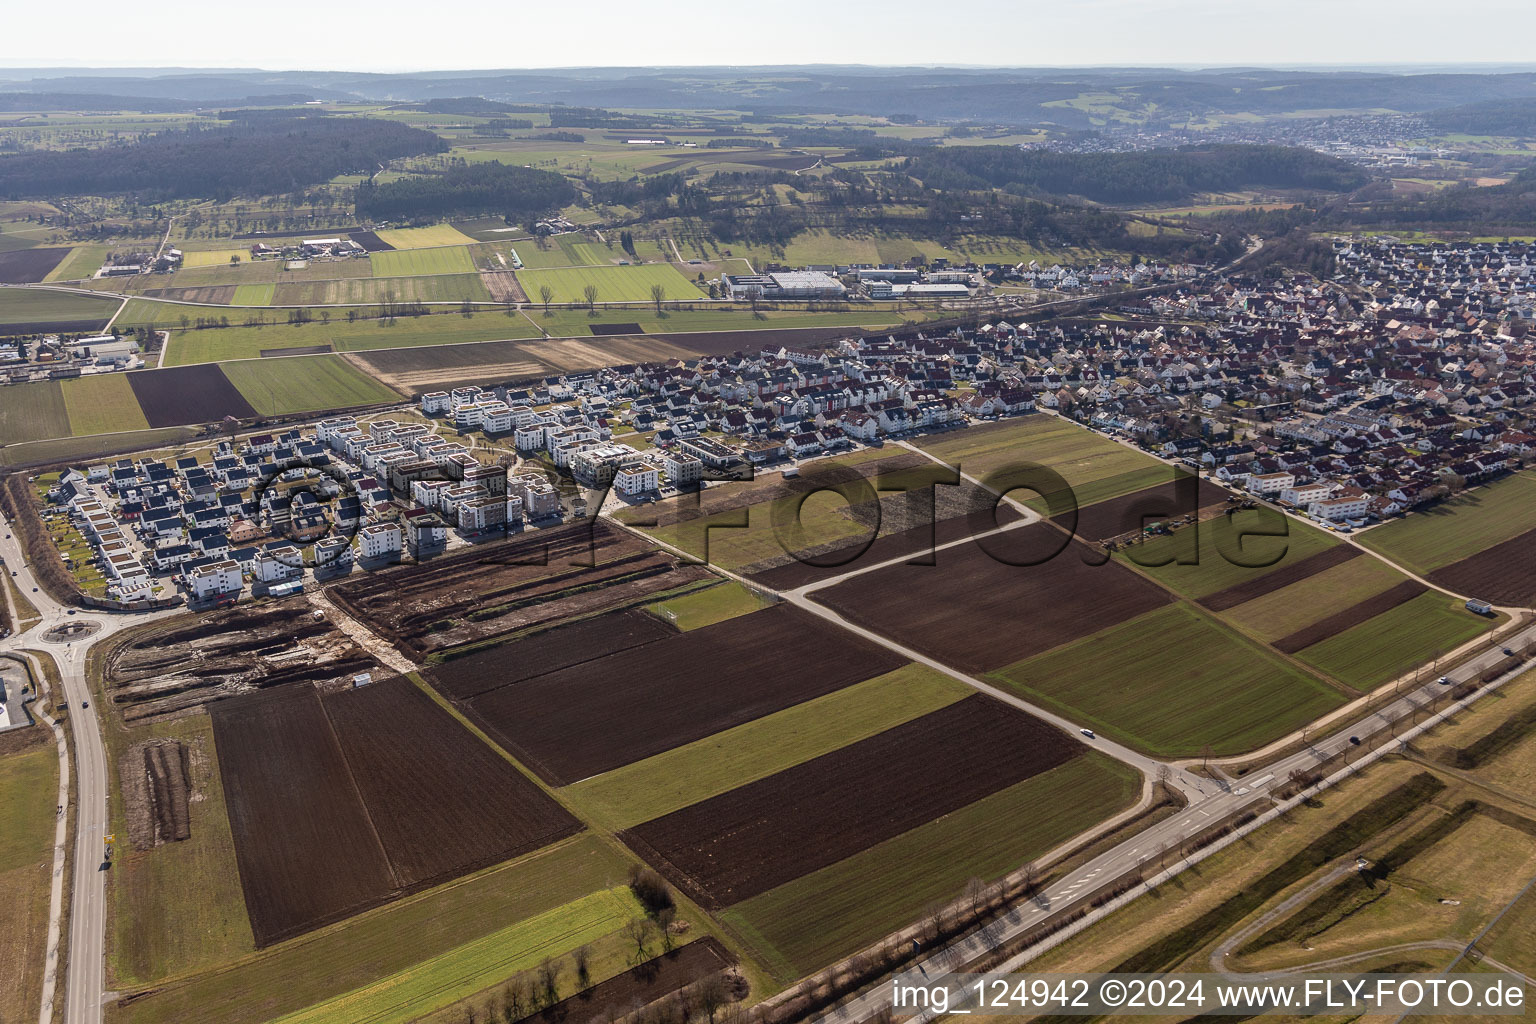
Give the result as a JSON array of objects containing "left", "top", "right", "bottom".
[{"left": 6, "top": 0, "right": 1536, "bottom": 72}]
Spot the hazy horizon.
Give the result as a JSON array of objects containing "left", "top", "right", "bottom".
[{"left": 7, "top": 0, "right": 1536, "bottom": 75}]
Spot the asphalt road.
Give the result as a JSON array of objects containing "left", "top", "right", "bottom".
[
  {"left": 807, "top": 616, "right": 1536, "bottom": 1024},
  {"left": 0, "top": 516, "right": 174, "bottom": 1024}
]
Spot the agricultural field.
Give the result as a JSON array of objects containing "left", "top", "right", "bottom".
[
  {"left": 271, "top": 272, "right": 489, "bottom": 305},
  {"left": 111, "top": 833, "right": 634, "bottom": 1024},
  {"left": 209, "top": 677, "right": 581, "bottom": 946},
  {"left": 564, "top": 663, "right": 972, "bottom": 829},
  {"left": 452, "top": 603, "right": 907, "bottom": 785},
  {"left": 373, "top": 224, "right": 479, "bottom": 249},
  {"left": 181, "top": 248, "right": 250, "bottom": 268},
  {"left": 915, "top": 414, "right": 1174, "bottom": 512},
  {"left": 346, "top": 333, "right": 711, "bottom": 394},
  {"left": 369, "top": 246, "right": 478, "bottom": 277},
  {"left": 1357, "top": 473, "right": 1536, "bottom": 574},
  {"left": 164, "top": 308, "right": 543, "bottom": 365},
  {"left": 0, "top": 286, "right": 120, "bottom": 332},
  {"left": 626, "top": 449, "right": 1015, "bottom": 579},
  {"left": 230, "top": 283, "right": 274, "bottom": 305},
  {"left": 0, "top": 426, "right": 201, "bottom": 469},
  {"left": 985, "top": 603, "right": 1345, "bottom": 756},
  {"left": 220, "top": 354, "right": 401, "bottom": 415},
  {"left": 125, "top": 364, "right": 256, "bottom": 427},
  {"left": 642, "top": 580, "right": 771, "bottom": 631},
  {"left": 0, "top": 723, "right": 59, "bottom": 1024},
  {"left": 0, "top": 379, "right": 70, "bottom": 443},
  {"left": 59, "top": 373, "right": 151, "bottom": 435},
  {"left": 722, "top": 752, "right": 1137, "bottom": 978},
  {"left": 518, "top": 262, "right": 707, "bottom": 304},
  {"left": 42, "top": 244, "right": 110, "bottom": 282},
  {"left": 1294, "top": 591, "right": 1498, "bottom": 691},
  {"left": 104, "top": 711, "right": 252, "bottom": 987},
  {"left": 812, "top": 522, "right": 1174, "bottom": 675},
  {"left": 620, "top": 694, "right": 1085, "bottom": 908},
  {"left": 1124, "top": 509, "right": 1342, "bottom": 600},
  {"left": 0, "top": 247, "right": 72, "bottom": 283}
]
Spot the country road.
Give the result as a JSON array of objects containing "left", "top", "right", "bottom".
[{"left": 0, "top": 512, "right": 176, "bottom": 1024}]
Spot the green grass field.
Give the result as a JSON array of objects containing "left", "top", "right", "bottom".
[
  {"left": 1218, "top": 554, "right": 1407, "bottom": 643},
  {"left": 721, "top": 753, "right": 1139, "bottom": 979},
  {"left": 1296, "top": 591, "right": 1498, "bottom": 691},
  {"left": 642, "top": 581, "right": 771, "bottom": 631},
  {"left": 0, "top": 426, "right": 200, "bottom": 468},
  {"left": 221, "top": 355, "right": 400, "bottom": 416},
  {"left": 60, "top": 374, "right": 151, "bottom": 436},
  {"left": 112, "top": 834, "right": 634, "bottom": 1024},
  {"left": 42, "top": 244, "right": 110, "bottom": 282},
  {"left": 565, "top": 664, "right": 970, "bottom": 830},
  {"left": 915, "top": 415, "right": 1171, "bottom": 511},
  {"left": 181, "top": 248, "right": 250, "bottom": 269},
  {"left": 987, "top": 603, "right": 1345, "bottom": 756},
  {"left": 1357, "top": 474, "right": 1536, "bottom": 574},
  {"left": 518, "top": 263, "right": 706, "bottom": 304},
  {"left": 1124, "top": 511, "right": 1340, "bottom": 600},
  {"left": 0, "top": 287, "right": 120, "bottom": 326},
  {"left": 164, "top": 309, "right": 543, "bottom": 365},
  {"left": 0, "top": 741, "right": 58, "bottom": 1024},
  {"left": 164, "top": 258, "right": 375, "bottom": 288},
  {"left": 0, "top": 379, "right": 70, "bottom": 444},
  {"left": 272, "top": 273, "right": 491, "bottom": 306},
  {"left": 270, "top": 888, "right": 644, "bottom": 1024},
  {"left": 374, "top": 225, "right": 479, "bottom": 250},
  {"left": 107, "top": 713, "right": 252, "bottom": 987},
  {"left": 370, "top": 247, "right": 478, "bottom": 278},
  {"left": 231, "top": 284, "right": 274, "bottom": 306}
]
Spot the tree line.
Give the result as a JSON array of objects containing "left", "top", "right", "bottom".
[
  {"left": 0, "top": 116, "right": 446, "bottom": 201},
  {"left": 906, "top": 145, "right": 1369, "bottom": 204},
  {"left": 354, "top": 160, "right": 573, "bottom": 221}
]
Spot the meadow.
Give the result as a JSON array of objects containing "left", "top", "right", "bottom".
[
  {"left": 0, "top": 287, "right": 120, "bottom": 327},
  {"left": 164, "top": 309, "right": 544, "bottom": 365},
  {"left": 1295, "top": 591, "right": 1497, "bottom": 691},
  {"left": 370, "top": 246, "right": 478, "bottom": 278},
  {"left": 565, "top": 664, "right": 970, "bottom": 829},
  {"left": 1357, "top": 473, "right": 1536, "bottom": 574},
  {"left": 721, "top": 753, "right": 1138, "bottom": 979},
  {"left": 59, "top": 374, "right": 151, "bottom": 435},
  {"left": 0, "top": 738, "right": 59, "bottom": 1024},
  {"left": 374, "top": 225, "right": 479, "bottom": 249},
  {"left": 221, "top": 355, "right": 401, "bottom": 416},
  {"left": 518, "top": 263, "right": 707, "bottom": 304},
  {"left": 986, "top": 603, "right": 1345, "bottom": 756}
]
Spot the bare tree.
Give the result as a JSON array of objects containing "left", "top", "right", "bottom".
[
  {"left": 626, "top": 917, "right": 654, "bottom": 960},
  {"left": 966, "top": 876, "right": 987, "bottom": 918},
  {"left": 697, "top": 974, "right": 731, "bottom": 1024},
  {"left": 584, "top": 284, "right": 599, "bottom": 311},
  {"left": 651, "top": 283, "right": 667, "bottom": 313},
  {"left": 657, "top": 906, "right": 676, "bottom": 951},
  {"left": 538, "top": 957, "right": 561, "bottom": 1006},
  {"left": 574, "top": 943, "right": 591, "bottom": 988},
  {"left": 540, "top": 284, "right": 554, "bottom": 312}
]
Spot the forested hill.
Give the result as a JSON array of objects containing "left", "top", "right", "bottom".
[
  {"left": 354, "top": 161, "right": 574, "bottom": 222},
  {"left": 0, "top": 117, "right": 445, "bottom": 200},
  {"left": 906, "top": 145, "right": 1369, "bottom": 204},
  {"left": 1421, "top": 98, "right": 1536, "bottom": 137}
]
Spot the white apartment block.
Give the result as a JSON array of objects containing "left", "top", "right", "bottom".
[{"left": 358, "top": 522, "right": 403, "bottom": 560}]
